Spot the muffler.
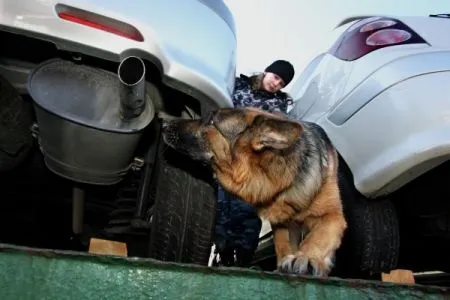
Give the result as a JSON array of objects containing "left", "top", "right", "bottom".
[{"left": 28, "top": 57, "right": 155, "bottom": 185}]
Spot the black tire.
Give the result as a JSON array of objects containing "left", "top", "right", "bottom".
[
  {"left": 334, "top": 165, "right": 400, "bottom": 278},
  {"left": 0, "top": 75, "right": 34, "bottom": 172},
  {"left": 148, "top": 139, "right": 216, "bottom": 265},
  {"left": 148, "top": 124, "right": 216, "bottom": 266}
]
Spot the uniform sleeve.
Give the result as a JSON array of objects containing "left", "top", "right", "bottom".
[
  {"left": 231, "top": 77, "right": 247, "bottom": 107},
  {"left": 272, "top": 93, "right": 292, "bottom": 114},
  {"left": 273, "top": 103, "right": 287, "bottom": 114}
]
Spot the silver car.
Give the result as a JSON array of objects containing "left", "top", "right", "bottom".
[{"left": 0, "top": 0, "right": 236, "bottom": 264}]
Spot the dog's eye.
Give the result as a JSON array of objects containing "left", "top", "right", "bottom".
[{"left": 209, "top": 119, "right": 214, "bottom": 126}]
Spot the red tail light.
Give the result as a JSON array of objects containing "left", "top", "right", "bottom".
[
  {"left": 366, "top": 29, "right": 412, "bottom": 46},
  {"left": 55, "top": 4, "right": 144, "bottom": 42},
  {"left": 329, "top": 17, "right": 427, "bottom": 61}
]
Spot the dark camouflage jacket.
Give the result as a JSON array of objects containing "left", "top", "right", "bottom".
[{"left": 232, "top": 73, "right": 293, "bottom": 113}]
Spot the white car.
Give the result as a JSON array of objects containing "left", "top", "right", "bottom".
[
  {"left": 0, "top": 0, "right": 236, "bottom": 265},
  {"left": 255, "top": 14, "right": 450, "bottom": 279}
]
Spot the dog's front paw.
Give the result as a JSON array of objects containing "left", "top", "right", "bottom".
[{"left": 278, "top": 252, "right": 333, "bottom": 277}]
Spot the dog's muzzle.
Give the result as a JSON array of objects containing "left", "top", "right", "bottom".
[
  {"left": 161, "top": 119, "right": 183, "bottom": 149},
  {"left": 160, "top": 119, "right": 210, "bottom": 162}
]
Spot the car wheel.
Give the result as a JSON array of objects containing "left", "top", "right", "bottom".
[
  {"left": 145, "top": 85, "right": 216, "bottom": 265},
  {"left": 334, "top": 164, "right": 400, "bottom": 278},
  {"left": 148, "top": 139, "right": 216, "bottom": 265},
  {"left": 0, "top": 75, "right": 34, "bottom": 172}
]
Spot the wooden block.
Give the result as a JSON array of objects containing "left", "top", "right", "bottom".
[
  {"left": 381, "top": 269, "right": 415, "bottom": 284},
  {"left": 88, "top": 238, "right": 128, "bottom": 257}
]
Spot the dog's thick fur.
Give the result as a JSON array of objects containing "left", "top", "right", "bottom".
[{"left": 161, "top": 107, "right": 347, "bottom": 277}]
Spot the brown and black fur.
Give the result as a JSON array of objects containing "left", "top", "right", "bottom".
[{"left": 161, "top": 107, "right": 347, "bottom": 277}]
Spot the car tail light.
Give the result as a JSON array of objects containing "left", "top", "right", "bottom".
[
  {"left": 329, "top": 17, "right": 427, "bottom": 61},
  {"left": 366, "top": 29, "right": 412, "bottom": 46},
  {"left": 55, "top": 4, "right": 144, "bottom": 42}
]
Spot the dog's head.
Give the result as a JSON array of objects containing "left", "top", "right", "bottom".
[{"left": 161, "top": 107, "right": 303, "bottom": 167}]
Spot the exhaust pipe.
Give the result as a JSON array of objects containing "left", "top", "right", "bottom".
[{"left": 118, "top": 56, "right": 146, "bottom": 120}]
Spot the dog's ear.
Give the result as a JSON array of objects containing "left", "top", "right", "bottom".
[
  {"left": 212, "top": 108, "right": 249, "bottom": 141},
  {"left": 250, "top": 115, "right": 302, "bottom": 151}
]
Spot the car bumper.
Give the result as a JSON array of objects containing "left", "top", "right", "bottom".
[{"left": 0, "top": 0, "right": 236, "bottom": 109}]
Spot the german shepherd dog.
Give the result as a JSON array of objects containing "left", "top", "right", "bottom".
[{"left": 161, "top": 107, "right": 347, "bottom": 277}]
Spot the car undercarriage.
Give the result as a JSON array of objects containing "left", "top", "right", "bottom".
[{"left": 0, "top": 29, "right": 217, "bottom": 265}]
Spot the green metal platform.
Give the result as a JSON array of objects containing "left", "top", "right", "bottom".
[{"left": 0, "top": 243, "right": 448, "bottom": 300}]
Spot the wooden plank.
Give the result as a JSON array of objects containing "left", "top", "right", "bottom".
[
  {"left": 88, "top": 238, "right": 128, "bottom": 257},
  {"left": 382, "top": 269, "right": 416, "bottom": 284}
]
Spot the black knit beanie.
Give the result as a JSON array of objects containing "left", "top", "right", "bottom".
[{"left": 264, "top": 60, "right": 295, "bottom": 86}]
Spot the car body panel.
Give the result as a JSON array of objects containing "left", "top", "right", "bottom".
[
  {"left": 328, "top": 50, "right": 450, "bottom": 125},
  {"left": 0, "top": 0, "right": 236, "bottom": 108},
  {"left": 402, "top": 16, "right": 450, "bottom": 48},
  {"left": 291, "top": 44, "right": 434, "bottom": 123},
  {"left": 322, "top": 71, "right": 450, "bottom": 198},
  {"left": 290, "top": 15, "right": 450, "bottom": 198},
  {"left": 289, "top": 53, "right": 354, "bottom": 122}
]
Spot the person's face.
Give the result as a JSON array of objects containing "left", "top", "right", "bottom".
[{"left": 262, "top": 72, "right": 285, "bottom": 93}]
